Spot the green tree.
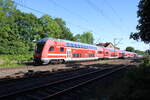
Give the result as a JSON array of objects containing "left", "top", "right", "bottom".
[
  {"left": 126, "top": 46, "right": 135, "bottom": 52},
  {"left": 130, "top": 0, "right": 150, "bottom": 43},
  {"left": 54, "top": 18, "right": 74, "bottom": 40},
  {"left": 39, "top": 15, "right": 62, "bottom": 38},
  {"left": 0, "top": 0, "right": 16, "bottom": 12},
  {"left": 13, "top": 10, "right": 41, "bottom": 41},
  {"left": 74, "top": 32, "right": 94, "bottom": 44},
  {"left": 0, "top": 0, "right": 32, "bottom": 54},
  {"left": 135, "top": 49, "right": 148, "bottom": 56},
  {"left": 81, "top": 32, "right": 94, "bottom": 44},
  {"left": 145, "top": 49, "right": 150, "bottom": 55},
  {"left": 74, "top": 34, "right": 81, "bottom": 42}
]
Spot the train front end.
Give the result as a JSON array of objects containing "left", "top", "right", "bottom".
[{"left": 34, "top": 38, "right": 49, "bottom": 64}]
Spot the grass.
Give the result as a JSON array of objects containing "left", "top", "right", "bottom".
[
  {"left": 0, "top": 53, "right": 33, "bottom": 68},
  {"left": 0, "top": 63, "right": 23, "bottom": 68}
]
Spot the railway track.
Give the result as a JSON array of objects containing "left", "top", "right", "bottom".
[
  {"left": 0, "top": 64, "right": 128, "bottom": 100},
  {"left": 0, "top": 63, "right": 112, "bottom": 88}
]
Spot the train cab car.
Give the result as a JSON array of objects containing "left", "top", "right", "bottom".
[
  {"left": 103, "top": 48, "right": 111, "bottom": 59},
  {"left": 97, "top": 46, "right": 104, "bottom": 59},
  {"left": 34, "top": 38, "right": 67, "bottom": 64}
]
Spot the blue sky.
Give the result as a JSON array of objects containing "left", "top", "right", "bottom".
[{"left": 15, "top": 0, "right": 149, "bottom": 51}]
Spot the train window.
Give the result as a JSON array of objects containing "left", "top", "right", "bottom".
[
  {"left": 77, "top": 54, "right": 79, "bottom": 57},
  {"left": 73, "top": 54, "right": 75, "bottom": 57},
  {"left": 72, "top": 54, "right": 82, "bottom": 57},
  {"left": 98, "top": 51, "right": 103, "bottom": 54},
  {"left": 36, "top": 42, "right": 45, "bottom": 54},
  {"left": 73, "top": 54, "right": 77, "bottom": 57},
  {"left": 60, "top": 47, "right": 64, "bottom": 52},
  {"left": 90, "top": 54, "right": 95, "bottom": 57},
  {"left": 105, "top": 52, "right": 109, "bottom": 54},
  {"left": 49, "top": 46, "right": 54, "bottom": 51}
]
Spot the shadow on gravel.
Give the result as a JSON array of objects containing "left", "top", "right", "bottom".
[
  {"left": 130, "top": 58, "right": 143, "bottom": 63},
  {"left": 65, "top": 63, "right": 82, "bottom": 68}
]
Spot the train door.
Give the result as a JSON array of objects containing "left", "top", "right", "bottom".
[{"left": 66, "top": 48, "right": 72, "bottom": 61}]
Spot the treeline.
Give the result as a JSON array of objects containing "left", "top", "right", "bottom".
[
  {"left": 125, "top": 46, "right": 149, "bottom": 56},
  {"left": 0, "top": 0, "right": 94, "bottom": 55}
]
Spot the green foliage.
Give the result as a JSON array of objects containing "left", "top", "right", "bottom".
[
  {"left": 140, "top": 57, "right": 150, "bottom": 67},
  {"left": 54, "top": 18, "right": 74, "bottom": 40},
  {"left": 135, "top": 49, "right": 149, "bottom": 57},
  {"left": 0, "top": 53, "right": 33, "bottom": 68},
  {"left": 130, "top": 0, "right": 150, "bottom": 43},
  {"left": 126, "top": 46, "right": 135, "bottom": 52},
  {"left": 0, "top": 40, "right": 30, "bottom": 54},
  {"left": 39, "top": 15, "right": 62, "bottom": 38},
  {"left": 110, "top": 58, "right": 150, "bottom": 100},
  {"left": 0, "top": 0, "right": 16, "bottom": 13},
  {"left": 145, "top": 49, "right": 150, "bottom": 55},
  {"left": 125, "top": 46, "right": 149, "bottom": 57},
  {"left": 74, "top": 32, "right": 94, "bottom": 44}
]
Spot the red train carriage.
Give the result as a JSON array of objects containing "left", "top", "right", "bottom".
[
  {"left": 34, "top": 38, "right": 98, "bottom": 64},
  {"left": 123, "top": 51, "right": 135, "bottom": 58},
  {"left": 107, "top": 48, "right": 119, "bottom": 59}
]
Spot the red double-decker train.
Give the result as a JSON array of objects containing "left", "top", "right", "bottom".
[{"left": 34, "top": 38, "right": 137, "bottom": 64}]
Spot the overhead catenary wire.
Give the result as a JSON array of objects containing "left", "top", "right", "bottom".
[
  {"left": 85, "top": 0, "right": 123, "bottom": 33},
  {"left": 48, "top": 0, "right": 104, "bottom": 36},
  {"left": 85, "top": 0, "right": 115, "bottom": 26},
  {"left": 103, "top": 0, "right": 122, "bottom": 22},
  {"left": 49, "top": 0, "right": 90, "bottom": 23},
  {"left": 13, "top": 1, "right": 93, "bottom": 32},
  {"left": 14, "top": 1, "right": 46, "bottom": 15},
  {"left": 102, "top": 0, "right": 130, "bottom": 31}
]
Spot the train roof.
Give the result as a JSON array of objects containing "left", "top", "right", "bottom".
[
  {"left": 36, "top": 38, "right": 103, "bottom": 50},
  {"left": 36, "top": 38, "right": 137, "bottom": 53}
]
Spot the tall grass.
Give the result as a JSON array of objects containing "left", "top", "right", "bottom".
[{"left": 0, "top": 53, "right": 33, "bottom": 68}]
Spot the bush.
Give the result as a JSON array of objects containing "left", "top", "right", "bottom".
[{"left": 0, "top": 53, "right": 33, "bottom": 68}]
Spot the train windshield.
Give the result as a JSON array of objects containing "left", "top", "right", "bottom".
[{"left": 35, "top": 42, "right": 45, "bottom": 54}]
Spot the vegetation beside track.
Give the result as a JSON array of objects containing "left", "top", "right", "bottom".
[
  {"left": 81, "top": 58, "right": 150, "bottom": 100},
  {"left": 0, "top": 54, "right": 33, "bottom": 68},
  {"left": 108, "top": 58, "right": 150, "bottom": 100}
]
